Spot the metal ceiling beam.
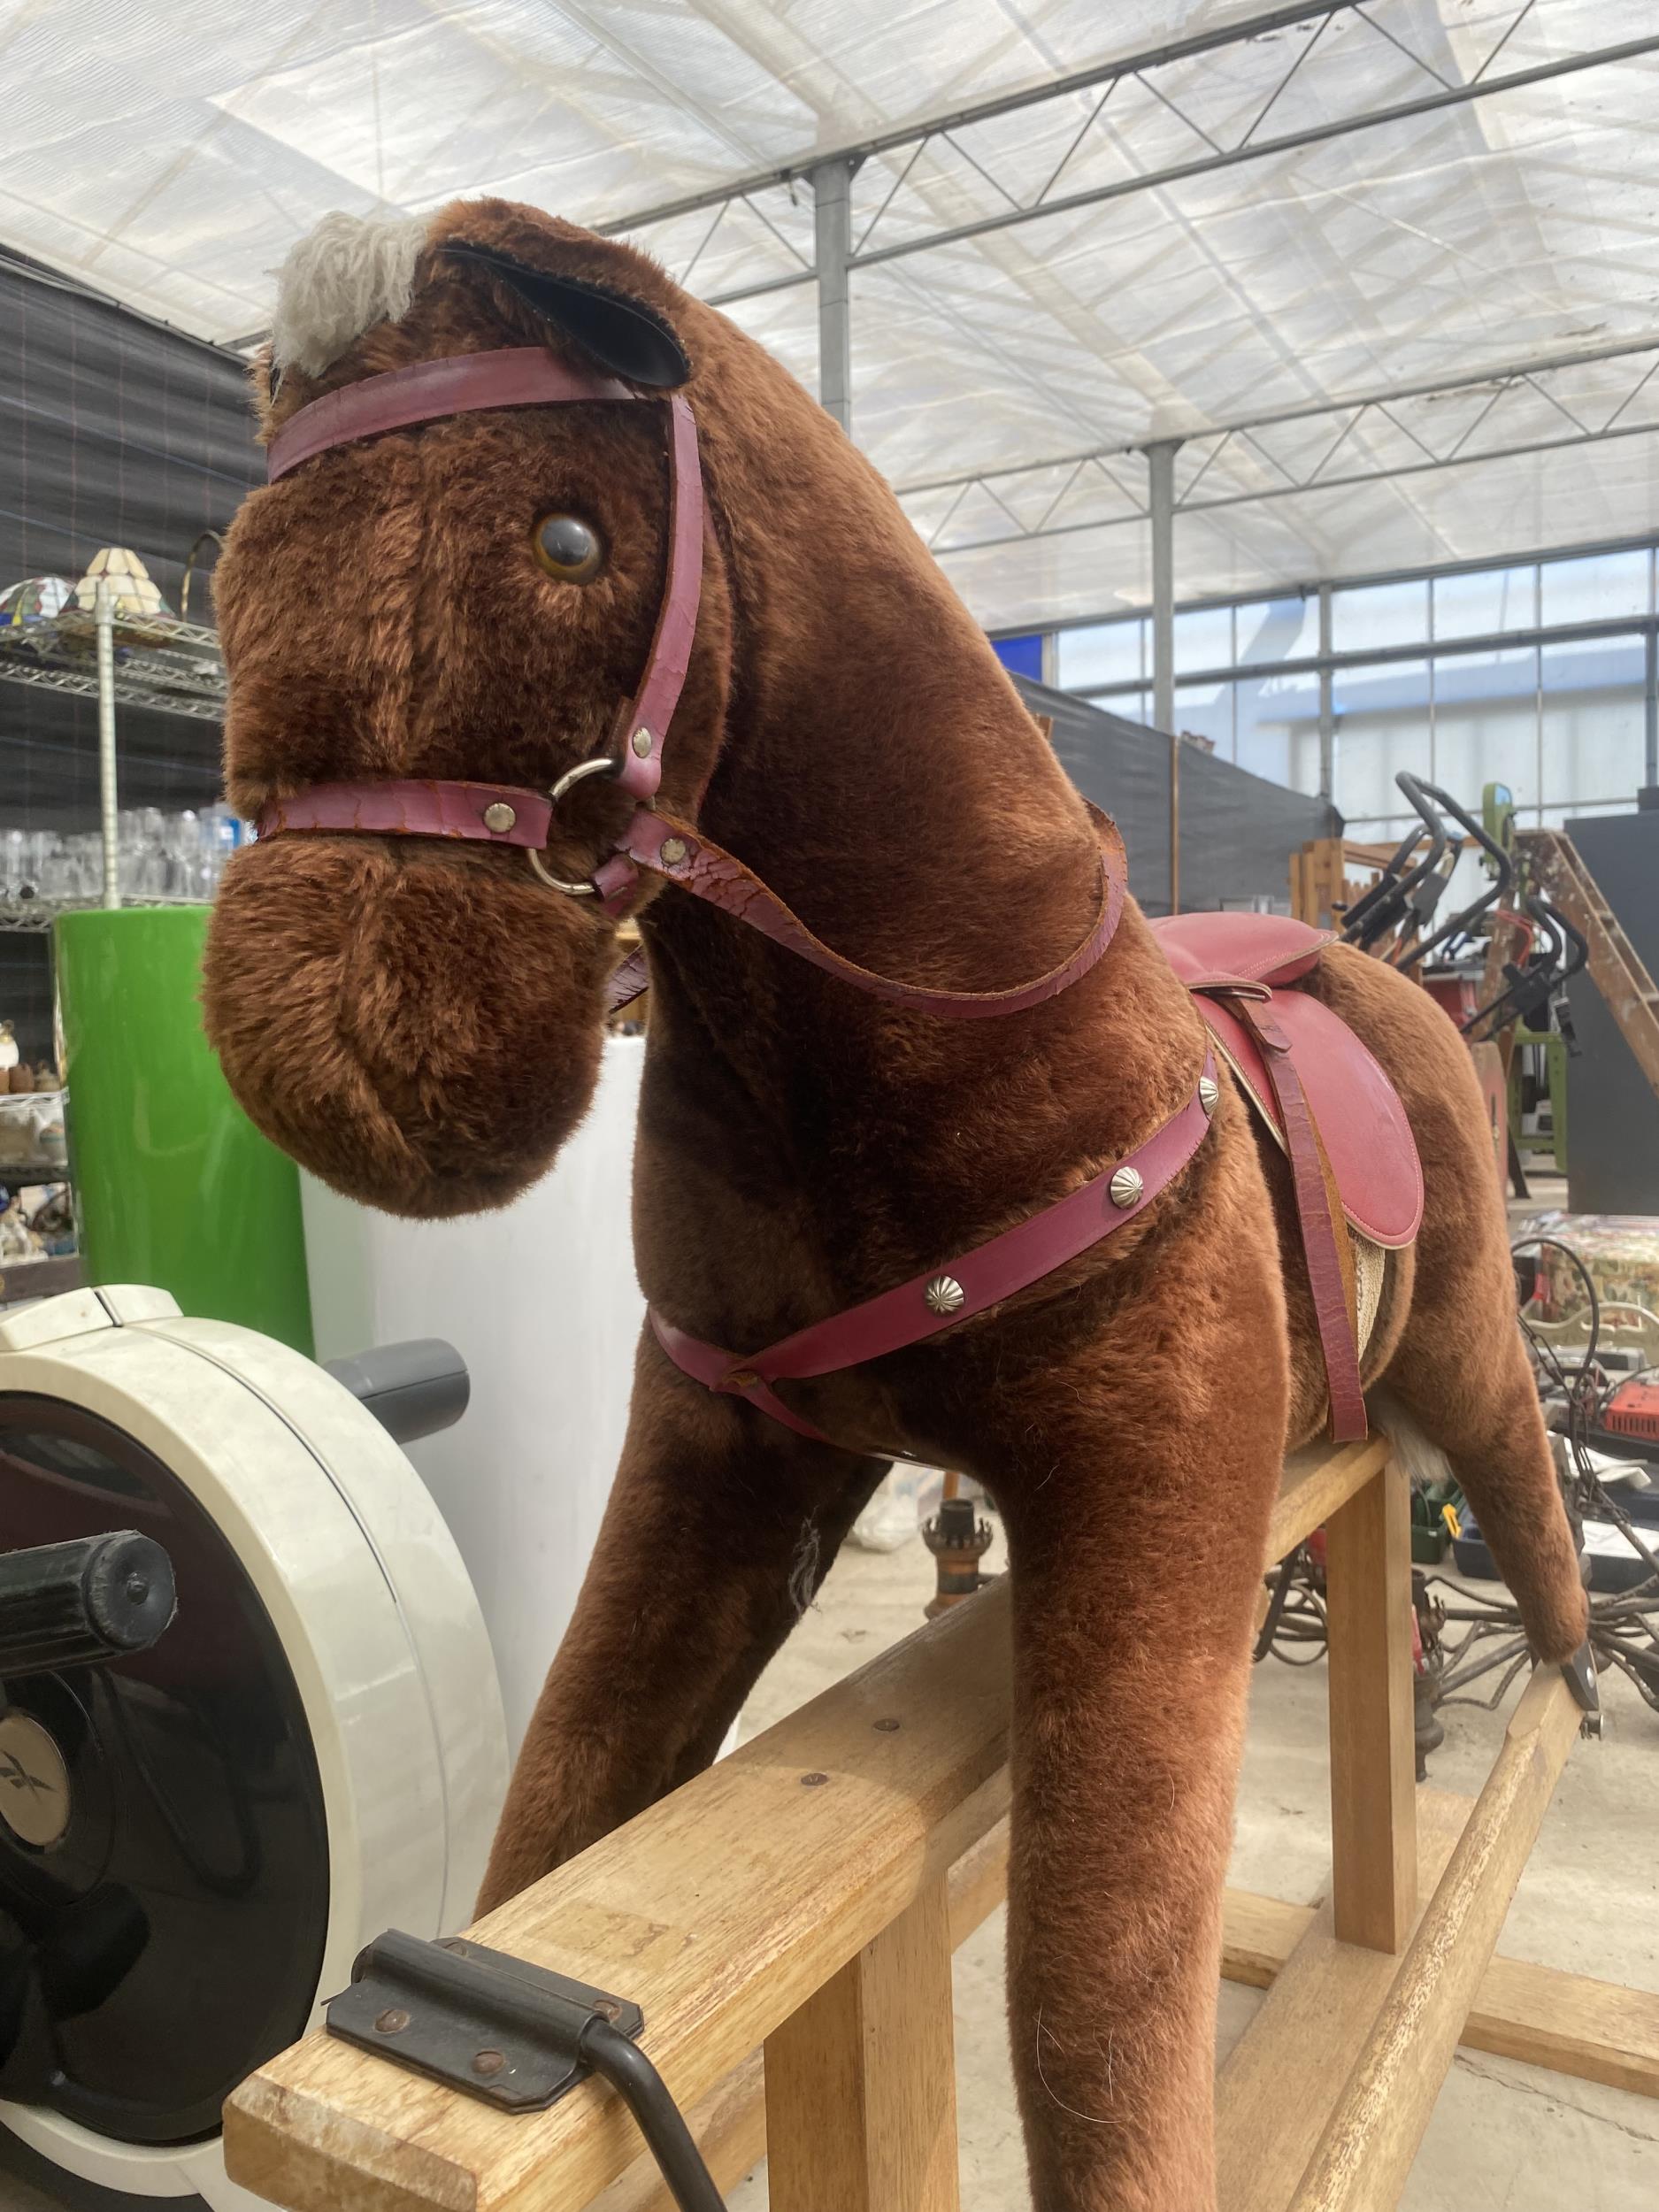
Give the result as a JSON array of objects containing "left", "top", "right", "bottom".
[
  {"left": 895, "top": 332, "right": 1659, "bottom": 556},
  {"left": 677, "top": 31, "right": 1659, "bottom": 306},
  {"left": 902, "top": 334, "right": 1659, "bottom": 504},
  {"left": 813, "top": 159, "right": 855, "bottom": 434},
  {"left": 898, "top": 333, "right": 1659, "bottom": 498},
  {"left": 920, "top": 413, "right": 1659, "bottom": 559},
  {"left": 850, "top": 35, "right": 1659, "bottom": 275},
  {"left": 594, "top": 3, "right": 1363, "bottom": 240}
]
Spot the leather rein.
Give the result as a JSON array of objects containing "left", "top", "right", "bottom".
[{"left": 253, "top": 345, "right": 1217, "bottom": 1448}]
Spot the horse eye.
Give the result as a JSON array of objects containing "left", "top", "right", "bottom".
[{"left": 533, "top": 513, "right": 603, "bottom": 584}]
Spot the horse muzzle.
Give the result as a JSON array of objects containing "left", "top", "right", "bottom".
[{"left": 202, "top": 830, "right": 614, "bottom": 1219}]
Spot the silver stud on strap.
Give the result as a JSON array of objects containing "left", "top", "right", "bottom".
[
  {"left": 924, "top": 1275, "right": 965, "bottom": 1316},
  {"left": 481, "top": 801, "right": 517, "bottom": 833},
  {"left": 1198, "top": 1074, "right": 1219, "bottom": 1117},
  {"left": 659, "top": 835, "right": 689, "bottom": 867},
  {"left": 631, "top": 726, "right": 654, "bottom": 758},
  {"left": 1109, "top": 1166, "right": 1144, "bottom": 1210}
]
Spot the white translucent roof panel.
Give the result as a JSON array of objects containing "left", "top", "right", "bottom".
[{"left": 2, "top": 0, "right": 1655, "bottom": 626}]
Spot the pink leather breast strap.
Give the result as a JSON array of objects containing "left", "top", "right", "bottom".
[{"left": 653, "top": 1055, "right": 1217, "bottom": 1444}]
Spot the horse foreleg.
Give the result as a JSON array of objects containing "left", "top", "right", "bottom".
[
  {"left": 997, "top": 1367, "right": 1284, "bottom": 2210},
  {"left": 476, "top": 1331, "right": 884, "bottom": 1911}
]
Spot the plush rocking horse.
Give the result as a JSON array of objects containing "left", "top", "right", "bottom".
[{"left": 202, "top": 200, "right": 1589, "bottom": 2210}]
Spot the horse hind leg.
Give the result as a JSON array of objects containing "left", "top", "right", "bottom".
[{"left": 1379, "top": 1247, "right": 1587, "bottom": 1668}]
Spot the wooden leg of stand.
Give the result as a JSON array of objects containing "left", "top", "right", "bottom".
[
  {"left": 1290, "top": 1672, "right": 1582, "bottom": 2212},
  {"left": 764, "top": 1877, "right": 960, "bottom": 2212},
  {"left": 1325, "top": 1455, "right": 1417, "bottom": 1952}
]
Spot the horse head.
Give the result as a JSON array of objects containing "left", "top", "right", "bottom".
[{"left": 203, "top": 199, "right": 763, "bottom": 1217}]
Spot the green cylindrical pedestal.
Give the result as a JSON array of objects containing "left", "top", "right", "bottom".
[{"left": 54, "top": 905, "right": 313, "bottom": 1354}]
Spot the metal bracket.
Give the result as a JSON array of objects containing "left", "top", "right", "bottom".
[{"left": 327, "top": 1929, "right": 643, "bottom": 2113}]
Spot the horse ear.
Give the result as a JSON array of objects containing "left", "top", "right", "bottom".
[{"left": 446, "top": 244, "right": 691, "bottom": 389}]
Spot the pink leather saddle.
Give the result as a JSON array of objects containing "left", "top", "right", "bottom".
[
  {"left": 1151, "top": 914, "right": 1422, "bottom": 1250},
  {"left": 1151, "top": 913, "right": 1424, "bottom": 1441}
]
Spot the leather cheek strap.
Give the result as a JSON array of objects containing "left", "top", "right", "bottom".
[{"left": 262, "top": 352, "right": 703, "bottom": 811}]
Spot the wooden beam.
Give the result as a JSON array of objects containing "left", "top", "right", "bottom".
[
  {"left": 605, "top": 1790, "right": 1659, "bottom": 2212},
  {"left": 227, "top": 1439, "right": 1376, "bottom": 2212},
  {"left": 1288, "top": 1668, "right": 1581, "bottom": 2212},
  {"left": 1220, "top": 1885, "right": 1659, "bottom": 2104},
  {"left": 225, "top": 1583, "right": 1013, "bottom": 2212},
  {"left": 596, "top": 1820, "right": 1014, "bottom": 2211},
  {"left": 227, "top": 1438, "right": 1603, "bottom": 2212},
  {"left": 1324, "top": 1453, "right": 1417, "bottom": 1951},
  {"left": 1266, "top": 1435, "right": 1393, "bottom": 1563},
  {"left": 1216, "top": 1796, "right": 1467, "bottom": 2212},
  {"left": 765, "top": 1878, "right": 960, "bottom": 2212}
]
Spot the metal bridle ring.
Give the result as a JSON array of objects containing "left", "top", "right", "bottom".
[{"left": 526, "top": 755, "right": 623, "bottom": 895}]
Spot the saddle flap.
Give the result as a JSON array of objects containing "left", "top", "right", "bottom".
[
  {"left": 1150, "top": 915, "right": 1424, "bottom": 1249},
  {"left": 1152, "top": 910, "right": 1332, "bottom": 992}
]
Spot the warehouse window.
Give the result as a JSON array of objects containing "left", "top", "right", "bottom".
[{"left": 1044, "top": 539, "right": 1657, "bottom": 829}]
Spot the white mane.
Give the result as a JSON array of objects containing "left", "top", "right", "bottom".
[{"left": 269, "top": 211, "right": 430, "bottom": 376}]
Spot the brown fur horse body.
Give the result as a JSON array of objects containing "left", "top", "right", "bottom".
[{"left": 204, "top": 200, "right": 1586, "bottom": 2208}]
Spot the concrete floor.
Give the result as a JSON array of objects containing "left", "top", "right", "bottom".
[{"left": 725, "top": 1518, "right": 1659, "bottom": 2211}]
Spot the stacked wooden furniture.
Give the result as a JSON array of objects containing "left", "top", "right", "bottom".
[
  {"left": 223, "top": 1435, "right": 1655, "bottom": 2212},
  {"left": 1289, "top": 839, "right": 1400, "bottom": 935}
]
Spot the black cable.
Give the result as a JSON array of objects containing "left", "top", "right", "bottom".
[
  {"left": 1254, "top": 1550, "right": 1301, "bottom": 1662},
  {"left": 579, "top": 2021, "right": 726, "bottom": 2212}
]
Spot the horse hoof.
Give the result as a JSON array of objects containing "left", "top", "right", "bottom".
[{"left": 1561, "top": 1640, "right": 1599, "bottom": 1717}]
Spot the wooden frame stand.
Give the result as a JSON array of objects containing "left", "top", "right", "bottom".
[{"left": 223, "top": 1437, "right": 1655, "bottom": 2212}]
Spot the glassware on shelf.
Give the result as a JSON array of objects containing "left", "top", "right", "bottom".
[{"left": 2, "top": 806, "right": 246, "bottom": 916}]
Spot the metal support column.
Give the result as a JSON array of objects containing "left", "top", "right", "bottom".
[
  {"left": 95, "top": 578, "right": 120, "bottom": 910},
  {"left": 813, "top": 157, "right": 856, "bottom": 436},
  {"left": 1148, "top": 441, "right": 1179, "bottom": 912},
  {"left": 1318, "top": 582, "right": 1335, "bottom": 803},
  {"left": 1148, "top": 442, "right": 1178, "bottom": 735},
  {"left": 1643, "top": 625, "right": 1658, "bottom": 799}
]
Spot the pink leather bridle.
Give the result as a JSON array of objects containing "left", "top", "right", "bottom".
[
  {"left": 252, "top": 342, "right": 1217, "bottom": 1448},
  {"left": 258, "top": 346, "right": 1125, "bottom": 1014}
]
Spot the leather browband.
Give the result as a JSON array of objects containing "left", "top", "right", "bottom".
[{"left": 265, "top": 349, "right": 633, "bottom": 480}]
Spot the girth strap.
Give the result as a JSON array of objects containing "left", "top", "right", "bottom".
[{"left": 1225, "top": 995, "right": 1369, "bottom": 1443}]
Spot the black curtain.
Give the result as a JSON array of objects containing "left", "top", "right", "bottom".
[
  {"left": 0, "top": 249, "right": 262, "bottom": 827},
  {"left": 1, "top": 252, "right": 262, "bottom": 1057},
  {"left": 1015, "top": 676, "right": 1339, "bottom": 915}
]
